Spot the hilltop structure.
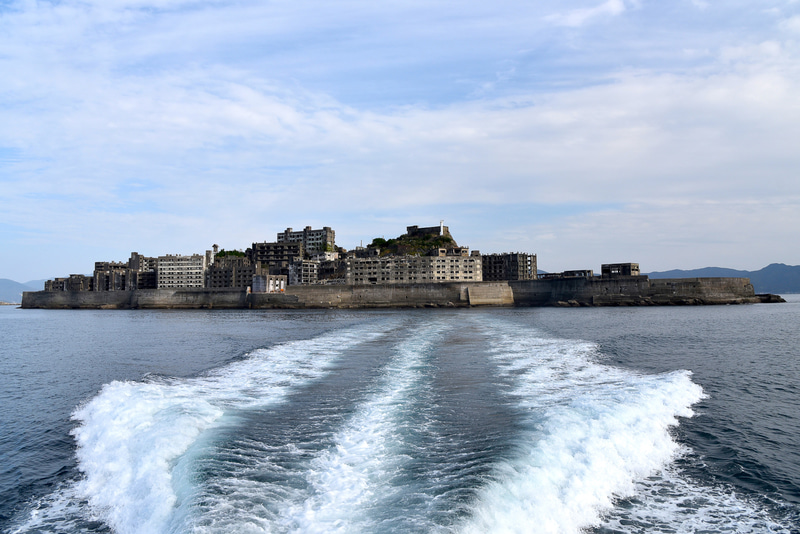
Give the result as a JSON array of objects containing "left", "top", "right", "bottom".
[{"left": 345, "top": 224, "right": 485, "bottom": 285}]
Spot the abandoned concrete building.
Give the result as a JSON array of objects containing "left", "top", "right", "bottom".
[
  {"left": 156, "top": 254, "right": 207, "bottom": 289},
  {"left": 602, "top": 263, "right": 641, "bottom": 277},
  {"left": 45, "top": 274, "right": 93, "bottom": 292},
  {"left": 247, "top": 242, "right": 304, "bottom": 272},
  {"left": 539, "top": 269, "right": 595, "bottom": 280},
  {"left": 481, "top": 252, "right": 538, "bottom": 281},
  {"left": 93, "top": 252, "right": 159, "bottom": 291},
  {"left": 41, "top": 223, "right": 552, "bottom": 292},
  {"left": 251, "top": 274, "right": 287, "bottom": 293},
  {"left": 276, "top": 226, "right": 335, "bottom": 255},
  {"left": 288, "top": 259, "right": 320, "bottom": 285},
  {"left": 207, "top": 255, "right": 260, "bottom": 289},
  {"left": 346, "top": 249, "right": 483, "bottom": 285},
  {"left": 405, "top": 222, "right": 452, "bottom": 240}
]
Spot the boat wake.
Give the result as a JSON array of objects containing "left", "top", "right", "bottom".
[{"left": 9, "top": 313, "right": 793, "bottom": 534}]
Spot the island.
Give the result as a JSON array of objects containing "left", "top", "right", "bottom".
[{"left": 21, "top": 223, "right": 784, "bottom": 309}]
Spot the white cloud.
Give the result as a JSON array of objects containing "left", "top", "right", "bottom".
[
  {"left": 779, "top": 15, "right": 800, "bottom": 33},
  {"left": 720, "top": 40, "right": 783, "bottom": 63},
  {"left": 519, "top": 198, "right": 800, "bottom": 272},
  {"left": 545, "top": 0, "right": 627, "bottom": 28},
  {"left": 4, "top": 54, "right": 799, "bottom": 269},
  {"left": 2, "top": 0, "right": 800, "bottom": 279}
]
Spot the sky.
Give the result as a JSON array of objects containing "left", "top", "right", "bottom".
[{"left": 1, "top": 0, "right": 799, "bottom": 282}]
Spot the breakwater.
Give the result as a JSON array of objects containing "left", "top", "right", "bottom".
[{"left": 20, "top": 276, "right": 781, "bottom": 309}]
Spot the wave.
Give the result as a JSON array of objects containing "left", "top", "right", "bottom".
[
  {"left": 454, "top": 322, "right": 706, "bottom": 534},
  {"left": 65, "top": 323, "right": 390, "bottom": 534},
  {"left": 269, "top": 319, "right": 444, "bottom": 533},
  {"left": 597, "top": 462, "right": 795, "bottom": 533},
  {"left": 13, "top": 312, "right": 792, "bottom": 534}
]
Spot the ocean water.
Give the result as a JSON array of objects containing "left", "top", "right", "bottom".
[{"left": 1, "top": 299, "right": 798, "bottom": 534}]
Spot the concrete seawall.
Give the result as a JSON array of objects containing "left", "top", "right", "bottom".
[
  {"left": 510, "top": 276, "right": 764, "bottom": 306},
  {"left": 21, "top": 276, "right": 773, "bottom": 310},
  {"left": 20, "top": 288, "right": 250, "bottom": 309}
]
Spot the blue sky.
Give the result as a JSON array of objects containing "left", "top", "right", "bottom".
[{"left": 2, "top": 0, "right": 799, "bottom": 281}]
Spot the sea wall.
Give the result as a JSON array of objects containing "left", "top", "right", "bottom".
[
  {"left": 21, "top": 276, "right": 766, "bottom": 310},
  {"left": 251, "top": 283, "right": 469, "bottom": 308},
  {"left": 509, "top": 276, "right": 761, "bottom": 306},
  {"left": 20, "top": 288, "right": 248, "bottom": 309},
  {"left": 247, "top": 282, "right": 515, "bottom": 308}
]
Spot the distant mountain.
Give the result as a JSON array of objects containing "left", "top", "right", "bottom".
[
  {"left": 24, "top": 279, "right": 47, "bottom": 291},
  {"left": 648, "top": 263, "right": 800, "bottom": 295},
  {"left": 0, "top": 279, "right": 40, "bottom": 304}
]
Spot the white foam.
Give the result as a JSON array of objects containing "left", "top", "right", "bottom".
[
  {"left": 68, "top": 325, "right": 387, "bottom": 534},
  {"left": 271, "top": 320, "right": 444, "bottom": 534},
  {"left": 7, "top": 482, "right": 95, "bottom": 534},
  {"left": 15, "top": 313, "right": 791, "bottom": 534},
  {"left": 455, "top": 324, "right": 707, "bottom": 534},
  {"left": 599, "top": 462, "right": 796, "bottom": 533}
]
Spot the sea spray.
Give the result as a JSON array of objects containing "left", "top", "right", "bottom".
[
  {"left": 70, "top": 326, "right": 388, "bottom": 534},
  {"left": 7, "top": 307, "right": 799, "bottom": 534},
  {"left": 456, "top": 326, "right": 706, "bottom": 534},
  {"left": 598, "top": 461, "right": 795, "bottom": 533},
  {"left": 274, "top": 321, "right": 442, "bottom": 533}
]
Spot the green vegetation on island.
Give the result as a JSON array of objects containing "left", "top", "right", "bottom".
[{"left": 369, "top": 233, "right": 455, "bottom": 257}]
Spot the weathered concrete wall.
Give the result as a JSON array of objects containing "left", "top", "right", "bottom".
[
  {"left": 509, "top": 276, "right": 759, "bottom": 306},
  {"left": 643, "top": 277, "right": 759, "bottom": 305},
  {"left": 22, "top": 276, "right": 765, "bottom": 310},
  {"left": 21, "top": 288, "right": 249, "bottom": 309},
  {"left": 467, "top": 283, "right": 514, "bottom": 306},
  {"left": 133, "top": 289, "right": 248, "bottom": 309},
  {"left": 21, "top": 285, "right": 473, "bottom": 309},
  {"left": 22, "top": 290, "right": 132, "bottom": 309},
  {"left": 253, "top": 283, "right": 474, "bottom": 308}
]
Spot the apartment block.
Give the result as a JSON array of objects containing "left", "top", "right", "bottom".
[
  {"left": 129, "top": 252, "right": 158, "bottom": 273},
  {"left": 288, "top": 260, "right": 320, "bottom": 285},
  {"left": 45, "top": 274, "right": 93, "bottom": 292},
  {"left": 318, "top": 258, "right": 347, "bottom": 284},
  {"left": 127, "top": 252, "right": 158, "bottom": 289},
  {"left": 93, "top": 261, "right": 131, "bottom": 291},
  {"left": 346, "top": 253, "right": 482, "bottom": 285},
  {"left": 157, "top": 254, "right": 207, "bottom": 289},
  {"left": 206, "top": 255, "right": 262, "bottom": 289},
  {"left": 276, "top": 226, "right": 335, "bottom": 255},
  {"left": 481, "top": 253, "right": 537, "bottom": 281},
  {"left": 248, "top": 242, "right": 304, "bottom": 271}
]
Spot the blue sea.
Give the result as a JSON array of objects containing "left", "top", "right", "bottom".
[{"left": 1, "top": 299, "right": 799, "bottom": 533}]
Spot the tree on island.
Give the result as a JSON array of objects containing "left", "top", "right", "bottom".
[{"left": 368, "top": 232, "right": 455, "bottom": 256}]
